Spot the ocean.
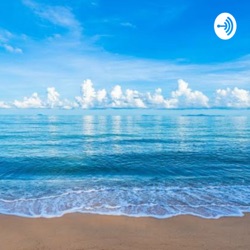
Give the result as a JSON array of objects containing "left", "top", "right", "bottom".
[{"left": 0, "top": 114, "right": 250, "bottom": 219}]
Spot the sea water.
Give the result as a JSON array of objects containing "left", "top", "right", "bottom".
[{"left": 0, "top": 114, "right": 249, "bottom": 218}]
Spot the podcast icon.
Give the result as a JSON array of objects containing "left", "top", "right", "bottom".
[{"left": 214, "top": 13, "right": 237, "bottom": 40}]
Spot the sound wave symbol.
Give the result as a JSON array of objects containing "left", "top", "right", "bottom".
[{"left": 217, "top": 17, "right": 234, "bottom": 36}]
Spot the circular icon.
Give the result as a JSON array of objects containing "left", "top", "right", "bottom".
[{"left": 214, "top": 13, "right": 237, "bottom": 40}]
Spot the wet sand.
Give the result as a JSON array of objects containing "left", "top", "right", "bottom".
[{"left": 0, "top": 213, "right": 249, "bottom": 250}]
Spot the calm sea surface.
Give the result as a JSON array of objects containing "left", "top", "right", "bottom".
[{"left": 0, "top": 114, "right": 250, "bottom": 218}]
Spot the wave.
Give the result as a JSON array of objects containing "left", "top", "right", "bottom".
[{"left": 0, "top": 185, "right": 250, "bottom": 219}]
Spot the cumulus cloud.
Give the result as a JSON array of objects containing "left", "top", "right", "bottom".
[
  {"left": 109, "top": 85, "right": 146, "bottom": 108},
  {"left": 124, "top": 89, "right": 146, "bottom": 108},
  {"left": 46, "top": 87, "right": 62, "bottom": 108},
  {"left": 13, "top": 93, "right": 43, "bottom": 109},
  {"left": 75, "top": 79, "right": 108, "bottom": 108},
  {"left": 2, "top": 79, "right": 250, "bottom": 109},
  {"left": 75, "top": 80, "right": 147, "bottom": 109},
  {"left": 145, "top": 80, "right": 209, "bottom": 108},
  {"left": 47, "top": 87, "right": 78, "bottom": 109},
  {"left": 12, "top": 87, "right": 78, "bottom": 109},
  {"left": 74, "top": 79, "right": 208, "bottom": 109},
  {"left": 169, "top": 79, "right": 209, "bottom": 108},
  {"left": 146, "top": 88, "right": 173, "bottom": 108},
  {"left": 215, "top": 87, "right": 250, "bottom": 108}
]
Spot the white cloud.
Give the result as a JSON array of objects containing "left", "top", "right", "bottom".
[
  {"left": 75, "top": 80, "right": 146, "bottom": 109},
  {"left": 0, "top": 1, "right": 249, "bottom": 99},
  {"left": 1, "top": 24, "right": 250, "bottom": 93},
  {"left": 215, "top": 87, "right": 250, "bottom": 108},
  {"left": 144, "top": 80, "right": 209, "bottom": 109},
  {"left": 110, "top": 85, "right": 124, "bottom": 107},
  {"left": 2, "top": 79, "right": 250, "bottom": 109},
  {"left": 169, "top": 79, "right": 209, "bottom": 108},
  {"left": 0, "top": 101, "right": 10, "bottom": 108},
  {"left": 75, "top": 79, "right": 108, "bottom": 108},
  {"left": 96, "top": 89, "right": 107, "bottom": 103},
  {"left": 46, "top": 87, "right": 62, "bottom": 108},
  {"left": 110, "top": 85, "right": 123, "bottom": 100},
  {"left": 2, "top": 44, "right": 23, "bottom": 54},
  {"left": 110, "top": 85, "right": 146, "bottom": 108},
  {"left": 146, "top": 88, "right": 172, "bottom": 108},
  {"left": 0, "top": 29, "right": 23, "bottom": 54},
  {"left": 22, "top": 0, "right": 81, "bottom": 35},
  {"left": 80, "top": 79, "right": 96, "bottom": 107},
  {"left": 75, "top": 79, "right": 209, "bottom": 109},
  {"left": 12, "top": 87, "right": 77, "bottom": 109},
  {"left": 124, "top": 89, "right": 146, "bottom": 108},
  {"left": 0, "top": 29, "right": 13, "bottom": 43},
  {"left": 61, "top": 100, "right": 79, "bottom": 110},
  {"left": 120, "top": 22, "right": 136, "bottom": 28},
  {"left": 13, "top": 93, "right": 43, "bottom": 108}
]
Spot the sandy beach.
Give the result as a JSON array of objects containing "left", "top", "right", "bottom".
[{"left": 0, "top": 213, "right": 249, "bottom": 250}]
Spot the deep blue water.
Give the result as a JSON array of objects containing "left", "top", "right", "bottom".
[{"left": 0, "top": 114, "right": 250, "bottom": 218}]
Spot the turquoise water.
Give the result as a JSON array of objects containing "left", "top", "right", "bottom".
[{"left": 0, "top": 114, "right": 250, "bottom": 218}]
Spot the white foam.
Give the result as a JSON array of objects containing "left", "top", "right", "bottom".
[{"left": 0, "top": 184, "right": 250, "bottom": 219}]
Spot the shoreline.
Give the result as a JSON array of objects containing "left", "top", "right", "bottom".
[
  {"left": 0, "top": 211, "right": 249, "bottom": 220},
  {"left": 1, "top": 213, "right": 249, "bottom": 250}
]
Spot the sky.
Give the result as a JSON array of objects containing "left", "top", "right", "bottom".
[{"left": 0, "top": 0, "right": 250, "bottom": 109}]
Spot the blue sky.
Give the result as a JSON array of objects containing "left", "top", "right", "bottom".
[{"left": 0, "top": 0, "right": 250, "bottom": 109}]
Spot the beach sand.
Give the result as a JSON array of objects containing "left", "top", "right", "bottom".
[{"left": 0, "top": 213, "right": 249, "bottom": 250}]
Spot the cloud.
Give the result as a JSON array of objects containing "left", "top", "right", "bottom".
[
  {"left": 76, "top": 79, "right": 146, "bottom": 108},
  {"left": 0, "top": 1, "right": 249, "bottom": 102},
  {"left": 2, "top": 79, "right": 250, "bottom": 110},
  {"left": 0, "top": 101, "right": 10, "bottom": 109},
  {"left": 22, "top": 0, "right": 81, "bottom": 35},
  {"left": 46, "top": 87, "right": 62, "bottom": 108},
  {"left": 0, "top": 29, "right": 13, "bottom": 42},
  {"left": 12, "top": 87, "right": 78, "bottom": 109},
  {"left": 144, "top": 79, "right": 209, "bottom": 108},
  {"left": 169, "top": 79, "right": 209, "bottom": 108},
  {"left": 215, "top": 87, "right": 250, "bottom": 108},
  {"left": 145, "top": 88, "right": 172, "bottom": 108},
  {"left": 120, "top": 22, "right": 136, "bottom": 28},
  {"left": 13, "top": 93, "right": 43, "bottom": 109},
  {"left": 0, "top": 29, "right": 23, "bottom": 54},
  {"left": 1, "top": 21, "right": 250, "bottom": 96},
  {"left": 110, "top": 85, "right": 146, "bottom": 108},
  {"left": 1, "top": 44, "right": 23, "bottom": 54},
  {"left": 46, "top": 87, "right": 77, "bottom": 109},
  {"left": 75, "top": 79, "right": 107, "bottom": 108}
]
